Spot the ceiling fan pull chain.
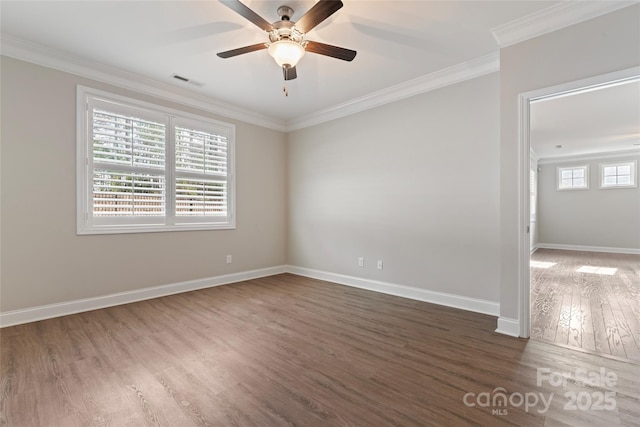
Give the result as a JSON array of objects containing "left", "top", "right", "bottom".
[{"left": 283, "top": 85, "right": 289, "bottom": 97}]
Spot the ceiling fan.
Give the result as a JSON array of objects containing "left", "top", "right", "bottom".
[{"left": 217, "top": 0, "right": 357, "bottom": 81}]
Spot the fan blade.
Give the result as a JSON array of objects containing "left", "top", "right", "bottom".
[
  {"left": 305, "top": 41, "right": 356, "bottom": 61},
  {"left": 217, "top": 43, "right": 268, "bottom": 58},
  {"left": 283, "top": 65, "right": 297, "bottom": 80},
  {"left": 295, "top": 0, "right": 343, "bottom": 34},
  {"left": 219, "top": 0, "right": 273, "bottom": 32}
]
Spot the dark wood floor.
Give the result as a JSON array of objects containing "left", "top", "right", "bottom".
[
  {"left": 2, "top": 274, "right": 639, "bottom": 426},
  {"left": 531, "top": 249, "right": 640, "bottom": 362}
]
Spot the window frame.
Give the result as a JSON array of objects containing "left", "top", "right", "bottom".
[
  {"left": 599, "top": 160, "right": 637, "bottom": 189},
  {"left": 77, "top": 86, "right": 235, "bottom": 235},
  {"left": 556, "top": 165, "right": 589, "bottom": 191}
]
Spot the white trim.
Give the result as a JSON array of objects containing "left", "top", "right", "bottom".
[
  {"left": 537, "top": 243, "right": 640, "bottom": 255},
  {"left": 1, "top": 265, "right": 502, "bottom": 328},
  {"left": 491, "top": 1, "right": 637, "bottom": 48},
  {"left": 1, "top": 263, "right": 506, "bottom": 328},
  {"left": 287, "top": 266, "right": 500, "bottom": 316},
  {"left": 517, "top": 89, "right": 532, "bottom": 339},
  {"left": 517, "top": 67, "right": 640, "bottom": 341},
  {"left": 0, "top": 34, "right": 287, "bottom": 132},
  {"left": 530, "top": 148, "right": 539, "bottom": 163},
  {"left": 538, "top": 149, "right": 640, "bottom": 165},
  {"left": 2, "top": 34, "right": 499, "bottom": 133},
  {"left": 496, "top": 317, "right": 520, "bottom": 337},
  {"left": 286, "top": 52, "right": 499, "bottom": 131},
  {"left": 0, "top": 266, "right": 287, "bottom": 328}
]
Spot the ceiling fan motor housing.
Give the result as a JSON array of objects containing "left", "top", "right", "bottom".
[
  {"left": 269, "top": 15, "right": 305, "bottom": 44},
  {"left": 277, "top": 6, "right": 294, "bottom": 20}
]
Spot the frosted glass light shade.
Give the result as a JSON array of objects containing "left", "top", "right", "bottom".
[{"left": 268, "top": 40, "right": 305, "bottom": 67}]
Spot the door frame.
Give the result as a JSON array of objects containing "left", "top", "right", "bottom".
[{"left": 517, "top": 66, "right": 640, "bottom": 338}]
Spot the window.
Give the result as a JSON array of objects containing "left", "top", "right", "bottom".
[
  {"left": 77, "top": 87, "right": 235, "bottom": 234},
  {"left": 557, "top": 165, "right": 589, "bottom": 190},
  {"left": 599, "top": 161, "right": 637, "bottom": 189}
]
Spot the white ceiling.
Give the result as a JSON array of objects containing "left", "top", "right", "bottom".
[
  {"left": 531, "top": 79, "right": 640, "bottom": 159},
  {"left": 1, "top": 0, "right": 637, "bottom": 144},
  {"left": 1, "top": 0, "right": 561, "bottom": 122}
]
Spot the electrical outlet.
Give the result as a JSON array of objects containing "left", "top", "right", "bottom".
[
  {"left": 358, "top": 257, "right": 364, "bottom": 267},
  {"left": 377, "top": 260, "right": 383, "bottom": 270},
  {"left": 226, "top": 255, "right": 232, "bottom": 264}
]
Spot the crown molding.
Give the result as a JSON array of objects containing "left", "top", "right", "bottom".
[
  {"left": 530, "top": 148, "right": 540, "bottom": 162},
  {"left": 2, "top": 33, "right": 499, "bottom": 133},
  {"left": 491, "top": 0, "right": 638, "bottom": 48},
  {"left": 286, "top": 52, "right": 500, "bottom": 131},
  {"left": 537, "top": 148, "right": 640, "bottom": 165},
  {"left": 0, "top": 34, "right": 288, "bottom": 132}
]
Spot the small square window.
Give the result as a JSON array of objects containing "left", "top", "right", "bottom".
[
  {"left": 599, "top": 161, "right": 637, "bottom": 189},
  {"left": 557, "top": 165, "right": 589, "bottom": 190}
]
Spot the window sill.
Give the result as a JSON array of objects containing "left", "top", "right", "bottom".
[{"left": 77, "top": 222, "right": 236, "bottom": 235}]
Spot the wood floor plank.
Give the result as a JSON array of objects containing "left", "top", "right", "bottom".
[
  {"left": 602, "top": 293, "right": 628, "bottom": 360},
  {"left": 579, "top": 280, "right": 596, "bottom": 353},
  {"left": 156, "top": 362, "right": 244, "bottom": 426},
  {"left": 607, "top": 277, "right": 640, "bottom": 362},
  {"left": 531, "top": 249, "right": 640, "bottom": 361},
  {"left": 119, "top": 363, "right": 195, "bottom": 427},
  {"left": 556, "top": 290, "right": 573, "bottom": 346},
  {"left": 591, "top": 296, "right": 613, "bottom": 356},
  {"left": 568, "top": 278, "right": 582, "bottom": 349},
  {"left": 2, "top": 272, "right": 640, "bottom": 426}
]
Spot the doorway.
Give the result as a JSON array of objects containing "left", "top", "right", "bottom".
[{"left": 517, "top": 67, "right": 640, "bottom": 360}]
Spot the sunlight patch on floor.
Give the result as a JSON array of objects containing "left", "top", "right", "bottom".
[
  {"left": 530, "top": 261, "right": 557, "bottom": 269},
  {"left": 576, "top": 266, "right": 617, "bottom": 275}
]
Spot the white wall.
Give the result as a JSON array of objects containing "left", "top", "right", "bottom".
[
  {"left": 0, "top": 57, "right": 287, "bottom": 312},
  {"left": 499, "top": 5, "right": 640, "bottom": 320},
  {"left": 537, "top": 153, "right": 640, "bottom": 250},
  {"left": 287, "top": 73, "right": 501, "bottom": 303}
]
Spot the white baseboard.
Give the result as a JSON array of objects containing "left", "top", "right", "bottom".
[
  {"left": 1, "top": 264, "right": 502, "bottom": 328},
  {"left": 496, "top": 317, "right": 520, "bottom": 337},
  {"left": 537, "top": 243, "right": 640, "bottom": 255},
  {"left": 287, "top": 265, "right": 500, "bottom": 316},
  {"left": 0, "top": 265, "right": 287, "bottom": 328}
]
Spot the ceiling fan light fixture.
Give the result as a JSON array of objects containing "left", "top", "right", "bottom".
[{"left": 268, "top": 40, "right": 305, "bottom": 67}]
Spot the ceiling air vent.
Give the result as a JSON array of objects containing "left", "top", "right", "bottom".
[
  {"left": 172, "top": 74, "right": 189, "bottom": 82},
  {"left": 171, "top": 74, "right": 205, "bottom": 87}
]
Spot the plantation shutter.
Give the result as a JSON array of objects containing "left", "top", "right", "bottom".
[
  {"left": 78, "top": 87, "right": 235, "bottom": 234},
  {"left": 90, "top": 102, "right": 167, "bottom": 222},
  {"left": 174, "top": 120, "right": 229, "bottom": 220}
]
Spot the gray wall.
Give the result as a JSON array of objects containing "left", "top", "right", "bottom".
[
  {"left": 2, "top": 5, "right": 639, "bottom": 323},
  {"left": 538, "top": 154, "right": 640, "bottom": 249},
  {"left": 1, "top": 57, "right": 287, "bottom": 312},
  {"left": 287, "top": 73, "right": 501, "bottom": 302},
  {"left": 500, "top": 5, "right": 640, "bottom": 320}
]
